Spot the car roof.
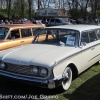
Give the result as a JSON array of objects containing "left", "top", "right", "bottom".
[
  {"left": 0, "top": 24, "right": 45, "bottom": 29},
  {"left": 46, "top": 25, "right": 100, "bottom": 32}
]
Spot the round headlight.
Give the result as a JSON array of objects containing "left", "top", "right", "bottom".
[
  {"left": 32, "top": 67, "right": 38, "bottom": 74},
  {"left": 0, "top": 62, "right": 5, "bottom": 69},
  {"left": 40, "top": 68, "right": 47, "bottom": 76}
]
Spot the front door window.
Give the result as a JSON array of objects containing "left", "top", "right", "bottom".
[{"left": 7, "top": 29, "right": 20, "bottom": 40}]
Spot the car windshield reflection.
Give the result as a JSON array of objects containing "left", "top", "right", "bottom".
[
  {"left": 32, "top": 28, "right": 79, "bottom": 47},
  {"left": 0, "top": 27, "right": 9, "bottom": 40}
]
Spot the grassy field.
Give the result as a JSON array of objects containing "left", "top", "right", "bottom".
[{"left": 31, "top": 64, "right": 100, "bottom": 100}]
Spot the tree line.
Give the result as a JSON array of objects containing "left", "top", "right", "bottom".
[{"left": 0, "top": 0, "right": 100, "bottom": 20}]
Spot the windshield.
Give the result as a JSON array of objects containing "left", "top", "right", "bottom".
[
  {"left": 60, "top": 19, "right": 66, "bottom": 23},
  {"left": 0, "top": 27, "right": 9, "bottom": 40},
  {"left": 32, "top": 28, "right": 79, "bottom": 47}
]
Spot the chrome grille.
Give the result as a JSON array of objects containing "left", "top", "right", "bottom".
[
  {"left": 0, "top": 61, "right": 48, "bottom": 78},
  {"left": 5, "top": 63, "right": 33, "bottom": 75}
]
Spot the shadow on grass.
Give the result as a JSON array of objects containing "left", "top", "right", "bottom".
[
  {"left": 63, "top": 73, "right": 100, "bottom": 100},
  {"left": 0, "top": 73, "right": 100, "bottom": 100},
  {"left": 0, "top": 78, "right": 63, "bottom": 95}
]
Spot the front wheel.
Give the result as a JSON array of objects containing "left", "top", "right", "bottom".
[{"left": 61, "top": 67, "right": 72, "bottom": 90}]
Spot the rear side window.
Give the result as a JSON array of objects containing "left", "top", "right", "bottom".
[
  {"left": 81, "top": 32, "right": 89, "bottom": 43},
  {"left": 81, "top": 30, "right": 98, "bottom": 44},
  {"left": 21, "top": 29, "right": 32, "bottom": 38},
  {"left": 89, "top": 31, "right": 98, "bottom": 42}
]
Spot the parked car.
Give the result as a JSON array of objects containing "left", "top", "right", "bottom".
[
  {"left": 42, "top": 18, "right": 72, "bottom": 26},
  {"left": 23, "top": 20, "right": 33, "bottom": 24},
  {"left": 0, "top": 25, "right": 100, "bottom": 90},
  {"left": 0, "top": 24, "right": 45, "bottom": 50}
]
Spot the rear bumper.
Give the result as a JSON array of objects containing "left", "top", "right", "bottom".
[{"left": 0, "top": 70, "right": 63, "bottom": 89}]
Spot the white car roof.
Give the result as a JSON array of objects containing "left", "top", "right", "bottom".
[{"left": 46, "top": 25, "right": 100, "bottom": 32}]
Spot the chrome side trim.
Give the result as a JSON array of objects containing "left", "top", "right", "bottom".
[
  {"left": 0, "top": 70, "right": 48, "bottom": 83},
  {"left": 52, "top": 43, "right": 100, "bottom": 67},
  {"left": 88, "top": 54, "right": 100, "bottom": 62}
]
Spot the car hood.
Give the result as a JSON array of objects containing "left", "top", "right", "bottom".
[{"left": 0, "top": 44, "right": 79, "bottom": 68}]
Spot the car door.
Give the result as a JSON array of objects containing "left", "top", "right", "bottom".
[
  {"left": 81, "top": 30, "right": 99, "bottom": 71},
  {"left": 6, "top": 29, "right": 23, "bottom": 48},
  {"left": 20, "top": 28, "right": 33, "bottom": 45},
  {"left": 0, "top": 41, "right": 9, "bottom": 50}
]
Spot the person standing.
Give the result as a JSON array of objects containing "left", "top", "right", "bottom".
[
  {"left": 0, "top": 20, "right": 5, "bottom": 25},
  {"left": 9, "top": 20, "right": 13, "bottom": 24},
  {"left": 5, "top": 19, "right": 10, "bottom": 25},
  {"left": 32, "top": 20, "right": 36, "bottom": 24}
]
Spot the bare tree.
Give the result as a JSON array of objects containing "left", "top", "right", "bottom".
[
  {"left": 89, "top": 0, "right": 100, "bottom": 18},
  {"left": 38, "top": 0, "right": 40, "bottom": 9},
  {"left": 28, "top": 0, "right": 33, "bottom": 20},
  {"left": 34, "top": 0, "right": 55, "bottom": 9},
  {"left": 20, "top": 0, "right": 25, "bottom": 18},
  {"left": 7, "top": 0, "right": 11, "bottom": 19},
  {"left": 0, "top": 0, "right": 3, "bottom": 9}
]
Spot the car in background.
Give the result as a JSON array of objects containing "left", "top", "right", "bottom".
[
  {"left": 0, "top": 24, "right": 45, "bottom": 50},
  {"left": 42, "top": 18, "right": 72, "bottom": 26},
  {"left": 23, "top": 20, "right": 33, "bottom": 24},
  {"left": 0, "top": 25, "right": 100, "bottom": 90}
]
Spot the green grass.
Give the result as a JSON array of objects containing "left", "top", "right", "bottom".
[
  {"left": 56, "top": 64, "right": 100, "bottom": 100},
  {"left": 29, "top": 64, "right": 100, "bottom": 100}
]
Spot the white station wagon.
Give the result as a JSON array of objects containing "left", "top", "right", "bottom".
[{"left": 0, "top": 25, "right": 100, "bottom": 90}]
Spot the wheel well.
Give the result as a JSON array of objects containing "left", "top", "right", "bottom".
[{"left": 67, "top": 63, "right": 78, "bottom": 79}]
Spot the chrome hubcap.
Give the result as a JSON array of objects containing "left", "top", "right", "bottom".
[{"left": 63, "top": 71, "right": 70, "bottom": 84}]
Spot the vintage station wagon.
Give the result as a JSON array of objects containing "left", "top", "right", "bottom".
[
  {"left": 0, "top": 24, "right": 45, "bottom": 50},
  {"left": 0, "top": 25, "right": 100, "bottom": 90}
]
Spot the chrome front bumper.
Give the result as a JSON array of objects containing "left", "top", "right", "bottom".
[{"left": 0, "top": 70, "right": 63, "bottom": 89}]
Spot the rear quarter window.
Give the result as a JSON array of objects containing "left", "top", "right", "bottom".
[{"left": 21, "top": 29, "right": 32, "bottom": 38}]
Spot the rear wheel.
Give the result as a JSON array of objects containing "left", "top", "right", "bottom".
[{"left": 61, "top": 67, "right": 72, "bottom": 90}]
